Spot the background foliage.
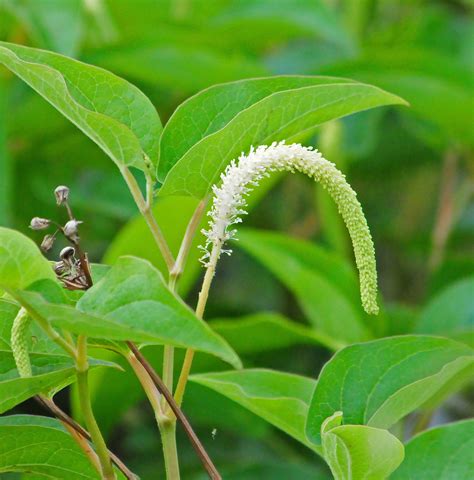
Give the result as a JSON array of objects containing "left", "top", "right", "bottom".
[{"left": 0, "top": 0, "right": 473, "bottom": 478}]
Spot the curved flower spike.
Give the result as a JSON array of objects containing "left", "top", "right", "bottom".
[
  {"left": 201, "top": 142, "right": 379, "bottom": 315},
  {"left": 11, "top": 307, "right": 32, "bottom": 378}
]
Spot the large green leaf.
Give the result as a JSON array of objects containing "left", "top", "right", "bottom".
[
  {"left": 0, "top": 41, "right": 162, "bottom": 173},
  {"left": 210, "top": 311, "right": 343, "bottom": 352},
  {"left": 236, "top": 229, "right": 372, "bottom": 344},
  {"left": 77, "top": 256, "right": 241, "bottom": 367},
  {"left": 415, "top": 276, "right": 474, "bottom": 346},
  {"left": 159, "top": 76, "right": 405, "bottom": 196},
  {"left": 306, "top": 336, "right": 474, "bottom": 444},
  {"left": 392, "top": 420, "right": 474, "bottom": 479},
  {"left": 0, "top": 415, "right": 101, "bottom": 478},
  {"left": 0, "top": 227, "right": 56, "bottom": 291},
  {"left": 7, "top": 262, "right": 240, "bottom": 368},
  {"left": 190, "top": 368, "right": 318, "bottom": 451},
  {"left": 322, "top": 49, "right": 474, "bottom": 145},
  {"left": 321, "top": 411, "right": 404, "bottom": 480}
]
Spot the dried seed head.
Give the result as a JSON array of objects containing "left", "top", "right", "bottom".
[
  {"left": 63, "top": 219, "right": 82, "bottom": 241},
  {"left": 54, "top": 185, "right": 70, "bottom": 205},
  {"left": 60, "top": 246, "right": 76, "bottom": 260},
  {"left": 29, "top": 217, "right": 51, "bottom": 230},
  {"left": 201, "top": 142, "right": 379, "bottom": 315},
  {"left": 40, "top": 234, "right": 56, "bottom": 252}
]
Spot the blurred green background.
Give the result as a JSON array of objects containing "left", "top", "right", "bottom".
[{"left": 1, "top": 0, "right": 473, "bottom": 478}]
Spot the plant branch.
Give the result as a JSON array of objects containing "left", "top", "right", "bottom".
[
  {"left": 127, "top": 342, "right": 221, "bottom": 480},
  {"left": 170, "top": 197, "right": 209, "bottom": 283},
  {"left": 121, "top": 167, "right": 175, "bottom": 271}
]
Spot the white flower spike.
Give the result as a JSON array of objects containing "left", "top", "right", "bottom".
[{"left": 201, "top": 141, "right": 379, "bottom": 315}]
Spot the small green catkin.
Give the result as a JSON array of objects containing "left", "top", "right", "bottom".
[
  {"left": 202, "top": 142, "right": 379, "bottom": 315},
  {"left": 11, "top": 307, "right": 33, "bottom": 378}
]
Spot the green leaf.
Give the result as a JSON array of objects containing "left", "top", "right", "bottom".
[
  {"left": 306, "top": 336, "right": 474, "bottom": 445},
  {"left": 415, "top": 276, "right": 474, "bottom": 345},
  {"left": 236, "top": 228, "right": 371, "bottom": 344},
  {"left": 0, "top": 227, "right": 56, "bottom": 291},
  {"left": 77, "top": 256, "right": 241, "bottom": 368},
  {"left": 0, "top": 350, "right": 110, "bottom": 413},
  {"left": 190, "top": 368, "right": 319, "bottom": 451},
  {"left": 0, "top": 41, "right": 162, "bottom": 173},
  {"left": 210, "top": 311, "right": 342, "bottom": 353},
  {"left": 0, "top": 415, "right": 101, "bottom": 478},
  {"left": 392, "top": 420, "right": 474, "bottom": 480},
  {"left": 158, "top": 76, "right": 406, "bottom": 196},
  {"left": 321, "top": 411, "right": 404, "bottom": 480}
]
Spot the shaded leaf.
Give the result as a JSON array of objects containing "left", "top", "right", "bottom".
[
  {"left": 236, "top": 228, "right": 371, "bottom": 344},
  {"left": 2, "top": 0, "right": 83, "bottom": 56},
  {"left": 0, "top": 351, "right": 111, "bottom": 413},
  {"left": 210, "top": 311, "right": 342, "bottom": 353},
  {"left": 415, "top": 276, "right": 474, "bottom": 346},
  {"left": 306, "top": 336, "right": 474, "bottom": 444},
  {"left": 190, "top": 368, "right": 319, "bottom": 451},
  {"left": 322, "top": 49, "right": 474, "bottom": 145}
]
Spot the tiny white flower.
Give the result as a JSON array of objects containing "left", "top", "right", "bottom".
[{"left": 201, "top": 141, "right": 379, "bottom": 315}]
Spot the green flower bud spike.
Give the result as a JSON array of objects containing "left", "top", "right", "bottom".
[
  {"left": 11, "top": 307, "right": 33, "bottom": 378},
  {"left": 201, "top": 142, "right": 379, "bottom": 315}
]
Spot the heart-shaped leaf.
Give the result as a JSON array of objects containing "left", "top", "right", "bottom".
[
  {"left": 391, "top": 419, "right": 474, "bottom": 479},
  {"left": 190, "top": 368, "right": 318, "bottom": 451},
  {"left": 159, "top": 76, "right": 406, "bottom": 197},
  {"left": 0, "top": 415, "right": 101, "bottom": 478},
  {"left": 0, "top": 41, "right": 162, "bottom": 174},
  {"left": 321, "top": 411, "right": 404, "bottom": 480},
  {"left": 306, "top": 336, "right": 474, "bottom": 445}
]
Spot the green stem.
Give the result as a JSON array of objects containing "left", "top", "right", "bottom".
[
  {"left": 121, "top": 167, "right": 175, "bottom": 271},
  {"left": 76, "top": 335, "right": 115, "bottom": 480},
  {"left": 174, "top": 243, "right": 220, "bottom": 406},
  {"left": 160, "top": 420, "right": 181, "bottom": 480}
]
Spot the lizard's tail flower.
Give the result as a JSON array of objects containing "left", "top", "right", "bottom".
[
  {"left": 11, "top": 307, "right": 32, "bottom": 378},
  {"left": 200, "top": 142, "right": 379, "bottom": 315}
]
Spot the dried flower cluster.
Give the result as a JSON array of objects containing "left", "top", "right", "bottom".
[{"left": 201, "top": 142, "right": 379, "bottom": 315}]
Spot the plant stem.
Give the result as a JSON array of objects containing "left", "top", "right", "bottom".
[
  {"left": 127, "top": 342, "right": 221, "bottom": 479},
  {"left": 174, "top": 243, "right": 220, "bottom": 407},
  {"left": 121, "top": 167, "right": 175, "bottom": 271},
  {"left": 160, "top": 420, "right": 181, "bottom": 480},
  {"left": 76, "top": 335, "right": 115, "bottom": 480}
]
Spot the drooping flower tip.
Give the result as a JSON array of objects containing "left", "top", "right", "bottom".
[{"left": 201, "top": 141, "right": 379, "bottom": 315}]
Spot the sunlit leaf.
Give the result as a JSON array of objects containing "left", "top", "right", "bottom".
[
  {"left": 306, "top": 336, "right": 474, "bottom": 444},
  {"left": 0, "top": 41, "right": 162, "bottom": 174}
]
